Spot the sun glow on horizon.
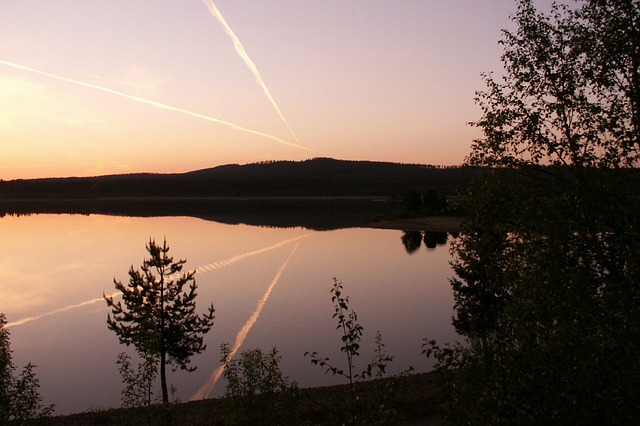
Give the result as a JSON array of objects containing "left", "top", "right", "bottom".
[{"left": 0, "top": 2, "right": 513, "bottom": 179}]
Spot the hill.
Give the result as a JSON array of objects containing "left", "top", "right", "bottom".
[{"left": 0, "top": 158, "right": 479, "bottom": 199}]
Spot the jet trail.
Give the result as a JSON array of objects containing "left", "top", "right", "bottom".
[
  {"left": 192, "top": 243, "right": 299, "bottom": 400},
  {"left": 88, "top": 74, "right": 155, "bottom": 91},
  {"left": 201, "top": 1, "right": 300, "bottom": 143},
  {"left": 0, "top": 60, "right": 310, "bottom": 151}
]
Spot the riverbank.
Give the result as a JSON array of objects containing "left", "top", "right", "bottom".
[{"left": 47, "top": 371, "right": 445, "bottom": 425}]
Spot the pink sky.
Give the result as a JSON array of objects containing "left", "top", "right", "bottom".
[{"left": 0, "top": 1, "right": 539, "bottom": 179}]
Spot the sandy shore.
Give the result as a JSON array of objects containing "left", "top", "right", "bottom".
[{"left": 367, "top": 216, "right": 462, "bottom": 233}]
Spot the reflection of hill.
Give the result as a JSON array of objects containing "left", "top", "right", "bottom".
[{"left": 0, "top": 198, "right": 395, "bottom": 231}]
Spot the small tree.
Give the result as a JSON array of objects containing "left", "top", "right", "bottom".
[
  {"left": 306, "top": 278, "right": 396, "bottom": 424},
  {"left": 116, "top": 351, "right": 157, "bottom": 408},
  {"left": 305, "top": 278, "right": 365, "bottom": 395},
  {"left": 0, "top": 313, "right": 54, "bottom": 422},
  {"left": 105, "top": 238, "right": 215, "bottom": 404},
  {"left": 222, "top": 344, "right": 299, "bottom": 425}
]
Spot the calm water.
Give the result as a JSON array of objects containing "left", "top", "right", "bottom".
[{"left": 0, "top": 214, "right": 457, "bottom": 415}]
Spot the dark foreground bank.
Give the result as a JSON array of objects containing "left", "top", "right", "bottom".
[{"left": 45, "top": 372, "right": 444, "bottom": 425}]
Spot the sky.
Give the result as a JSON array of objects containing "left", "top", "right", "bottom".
[{"left": 1, "top": 1, "right": 533, "bottom": 180}]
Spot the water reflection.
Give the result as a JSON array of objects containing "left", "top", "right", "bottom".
[
  {"left": 401, "top": 231, "right": 450, "bottom": 254},
  {"left": 193, "top": 244, "right": 299, "bottom": 400},
  {"left": 0, "top": 215, "right": 457, "bottom": 415},
  {"left": 424, "top": 232, "right": 448, "bottom": 250},
  {"left": 401, "top": 231, "right": 423, "bottom": 254}
]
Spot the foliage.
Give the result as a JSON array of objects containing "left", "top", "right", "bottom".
[
  {"left": 221, "top": 344, "right": 299, "bottom": 425},
  {"left": 305, "top": 278, "right": 366, "bottom": 391},
  {"left": 305, "top": 278, "right": 397, "bottom": 424},
  {"left": 402, "top": 187, "right": 448, "bottom": 216},
  {"left": 0, "top": 313, "right": 54, "bottom": 423},
  {"left": 470, "top": 0, "right": 639, "bottom": 169},
  {"left": 116, "top": 351, "right": 158, "bottom": 408},
  {"left": 441, "top": 0, "right": 640, "bottom": 423},
  {"left": 105, "top": 239, "right": 215, "bottom": 404},
  {"left": 422, "top": 339, "right": 468, "bottom": 421},
  {"left": 422, "top": 189, "right": 448, "bottom": 215},
  {"left": 402, "top": 187, "right": 423, "bottom": 213}
]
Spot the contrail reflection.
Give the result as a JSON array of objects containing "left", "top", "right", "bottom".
[
  {"left": 192, "top": 243, "right": 299, "bottom": 400},
  {"left": 171, "top": 234, "right": 310, "bottom": 278},
  {"left": 6, "top": 234, "right": 309, "bottom": 328},
  {"left": 5, "top": 292, "right": 122, "bottom": 328},
  {"left": 201, "top": 1, "right": 300, "bottom": 143},
  {"left": 0, "top": 60, "right": 310, "bottom": 150}
]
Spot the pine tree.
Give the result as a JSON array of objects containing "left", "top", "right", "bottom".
[{"left": 105, "top": 239, "right": 215, "bottom": 403}]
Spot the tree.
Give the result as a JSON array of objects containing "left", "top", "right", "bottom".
[
  {"left": 470, "top": 0, "right": 639, "bottom": 170},
  {"left": 116, "top": 351, "right": 157, "bottom": 408},
  {"left": 439, "top": 0, "right": 640, "bottom": 423},
  {"left": 422, "top": 189, "right": 447, "bottom": 215},
  {"left": 1, "top": 313, "right": 54, "bottom": 422},
  {"left": 305, "top": 278, "right": 396, "bottom": 424},
  {"left": 221, "top": 345, "right": 299, "bottom": 425},
  {"left": 402, "top": 187, "right": 423, "bottom": 213},
  {"left": 104, "top": 239, "right": 215, "bottom": 404}
]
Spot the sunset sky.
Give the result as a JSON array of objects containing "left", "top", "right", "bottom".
[{"left": 0, "top": 1, "right": 547, "bottom": 180}]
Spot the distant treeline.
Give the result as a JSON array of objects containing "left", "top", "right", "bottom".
[{"left": 0, "top": 158, "right": 481, "bottom": 200}]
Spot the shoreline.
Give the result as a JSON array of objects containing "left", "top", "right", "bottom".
[{"left": 367, "top": 216, "right": 461, "bottom": 233}]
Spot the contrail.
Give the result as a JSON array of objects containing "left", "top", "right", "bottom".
[
  {"left": 5, "top": 292, "right": 122, "bottom": 328},
  {"left": 192, "top": 243, "right": 299, "bottom": 400},
  {"left": 88, "top": 74, "right": 156, "bottom": 91},
  {"left": 0, "top": 60, "right": 310, "bottom": 151},
  {"left": 201, "top": 1, "right": 300, "bottom": 143},
  {"left": 6, "top": 234, "right": 310, "bottom": 328}
]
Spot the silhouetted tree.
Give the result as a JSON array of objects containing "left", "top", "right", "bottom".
[
  {"left": 105, "top": 239, "right": 215, "bottom": 404},
  {"left": 0, "top": 313, "right": 53, "bottom": 422},
  {"left": 422, "top": 190, "right": 447, "bottom": 215},
  {"left": 435, "top": 0, "right": 640, "bottom": 423},
  {"left": 402, "top": 187, "right": 422, "bottom": 212},
  {"left": 116, "top": 351, "right": 157, "bottom": 408}
]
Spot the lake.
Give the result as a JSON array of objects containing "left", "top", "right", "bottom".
[{"left": 0, "top": 214, "right": 457, "bottom": 415}]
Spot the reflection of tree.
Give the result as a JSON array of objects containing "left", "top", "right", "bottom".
[
  {"left": 423, "top": 232, "right": 448, "bottom": 249},
  {"left": 401, "top": 231, "right": 423, "bottom": 254},
  {"left": 401, "top": 231, "right": 450, "bottom": 253}
]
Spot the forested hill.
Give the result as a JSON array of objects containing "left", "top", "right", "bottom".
[{"left": 0, "top": 158, "right": 480, "bottom": 199}]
